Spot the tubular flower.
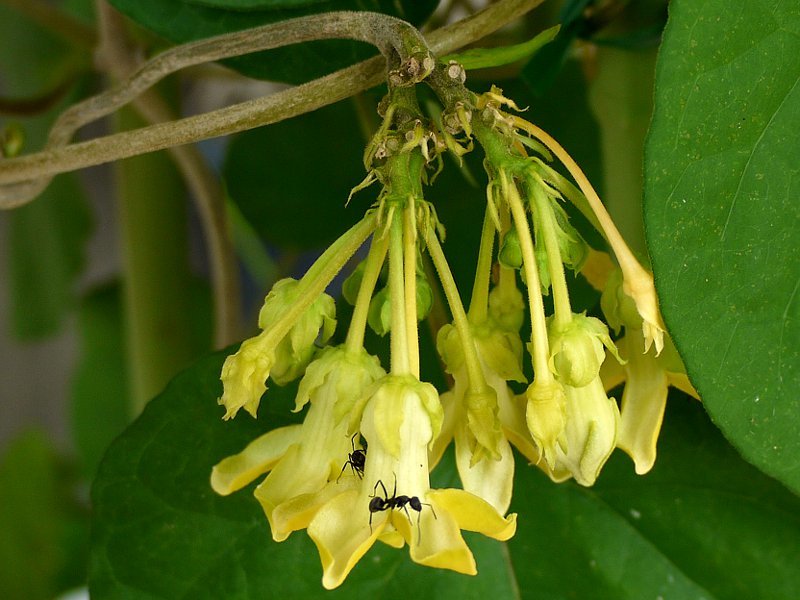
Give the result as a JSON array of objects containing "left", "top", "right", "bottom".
[
  {"left": 599, "top": 266, "right": 699, "bottom": 474},
  {"left": 307, "top": 375, "right": 516, "bottom": 589},
  {"left": 435, "top": 315, "right": 524, "bottom": 513},
  {"left": 601, "top": 327, "right": 699, "bottom": 475},
  {"left": 211, "top": 346, "right": 385, "bottom": 540}
]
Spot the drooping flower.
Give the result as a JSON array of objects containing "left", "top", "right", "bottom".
[
  {"left": 601, "top": 327, "right": 699, "bottom": 474},
  {"left": 307, "top": 375, "right": 516, "bottom": 589},
  {"left": 211, "top": 346, "right": 385, "bottom": 541}
]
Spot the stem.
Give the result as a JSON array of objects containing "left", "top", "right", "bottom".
[
  {"left": 403, "top": 197, "right": 420, "bottom": 378},
  {"left": 510, "top": 119, "right": 652, "bottom": 288},
  {"left": 467, "top": 206, "right": 496, "bottom": 324},
  {"left": 388, "top": 210, "right": 410, "bottom": 375},
  {"left": 115, "top": 107, "right": 197, "bottom": 415},
  {"left": 425, "top": 228, "right": 488, "bottom": 393},
  {"left": 0, "top": 0, "right": 548, "bottom": 207},
  {"left": 504, "top": 172, "right": 552, "bottom": 382},
  {"left": 268, "top": 213, "right": 378, "bottom": 347},
  {"left": 345, "top": 232, "right": 389, "bottom": 353},
  {"left": 528, "top": 177, "right": 572, "bottom": 327}
]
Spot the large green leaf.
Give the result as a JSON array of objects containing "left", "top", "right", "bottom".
[
  {"left": 107, "top": 0, "right": 438, "bottom": 84},
  {"left": 644, "top": 0, "right": 800, "bottom": 492},
  {"left": 90, "top": 348, "right": 800, "bottom": 598}
]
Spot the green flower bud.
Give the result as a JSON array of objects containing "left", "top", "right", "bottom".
[
  {"left": 341, "top": 261, "right": 366, "bottom": 306},
  {"left": 257, "top": 278, "right": 337, "bottom": 386},
  {"left": 489, "top": 283, "right": 525, "bottom": 333},
  {"left": 550, "top": 201, "right": 589, "bottom": 274},
  {"left": 367, "top": 287, "right": 391, "bottom": 336},
  {"left": 498, "top": 228, "right": 523, "bottom": 270},
  {"left": 436, "top": 323, "right": 464, "bottom": 374},
  {"left": 416, "top": 273, "right": 433, "bottom": 321},
  {"left": 548, "top": 313, "right": 622, "bottom": 388},
  {"left": 524, "top": 379, "right": 567, "bottom": 470}
]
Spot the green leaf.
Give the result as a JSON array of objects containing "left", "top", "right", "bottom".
[
  {"left": 511, "top": 396, "right": 800, "bottom": 599},
  {"left": 223, "top": 98, "right": 371, "bottom": 250},
  {"left": 0, "top": 430, "right": 88, "bottom": 600},
  {"left": 644, "top": 0, "right": 800, "bottom": 492},
  {"left": 443, "top": 25, "right": 560, "bottom": 71},
  {"left": 7, "top": 174, "right": 93, "bottom": 339},
  {"left": 70, "top": 284, "right": 132, "bottom": 478},
  {"left": 89, "top": 349, "right": 516, "bottom": 598},
  {"left": 106, "top": 0, "right": 438, "bottom": 84}
]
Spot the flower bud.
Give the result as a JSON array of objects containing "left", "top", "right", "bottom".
[
  {"left": 416, "top": 273, "right": 433, "bottom": 321},
  {"left": 548, "top": 313, "right": 622, "bottom": 388},
  {"left": 488, "top": 284, "right": 525, "bottom": 333},
  {"left": 341, "top": 261, "right": 366, "bottom": 306},
  {"left": 524, "top": 379, "right": 567, "bottom": 469},
  {"left": 367, "top": 287, "right": 391, "bottom": 336},
  {"left": 498, "top": 228, "right": 523, "bottom": 270}
]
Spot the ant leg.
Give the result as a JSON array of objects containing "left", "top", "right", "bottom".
[
  {"left": 336, "top": 461, "right": 349, "bottom": 483},
  {"left": 371, "top": 479, "right": 388, "bottom": 499},
  {"left": 421, "top": 501, "right": 437, "bottom": 520}
]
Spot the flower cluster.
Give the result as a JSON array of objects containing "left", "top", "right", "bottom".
[{"left": 210, "top": 66, "right": 696, "bottom": 588}]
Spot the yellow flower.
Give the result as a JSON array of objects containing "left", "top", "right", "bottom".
[
  {"left": 211, "top": 346, "right": 384, "bottom": 541},
  {"left": 307, "top": 375, "right": 517, "bottom": 589},
  {"left": 601, "top": 328, "right": 699, "bottom": 474}
]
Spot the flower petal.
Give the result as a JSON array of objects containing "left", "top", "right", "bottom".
[
  {"left": 270, "top": 478, "right": 359, "bottom": 542},
  {"left": 404, "top": 506, "right": 477, "bottom": 575},
  {"left": 455, "top": 424, "right": 514, "bottom": 514},
  {"left": 427, "top": 489, "right": 517, "bottom": 541},
  {"left": 616, "top": 346, "right": 669, "bottom": 475},
  {"left": 253, "top": 444, "right": 332, "bottom": 541},
  {"left": 210, "top": 425, "right": 301, "bottom": 495},
  {"left": 307, "top": 489, "right": 386, "bottom": 590}
]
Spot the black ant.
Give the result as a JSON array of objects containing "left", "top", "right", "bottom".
[
  {"left": 368, "top": 477, "right": 437, "bottom": 542},
  {"left": 337, "top": 433, "right": 367, "bottom": 482}
]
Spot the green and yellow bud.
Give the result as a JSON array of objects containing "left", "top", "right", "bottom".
[
  {"left": 258, "top": 278, "right": 337, "bottom": 385},
  {"left": 524, "top": 379, "right": 567, "bottom": 470},
  {"left": 548, "top": 312, "right": 623, "bottom": 388}
]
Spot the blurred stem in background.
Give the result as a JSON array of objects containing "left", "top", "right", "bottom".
[
  {"left": 587, "top": 45, "right": 658, "bottom": 259},
  {"left": 114, "top": 106, "right": 199, "bottom": 415}
]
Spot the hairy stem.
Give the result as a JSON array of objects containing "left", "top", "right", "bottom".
[{"left": 0, "top": 0, "right": 546, "bottom": 207}]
